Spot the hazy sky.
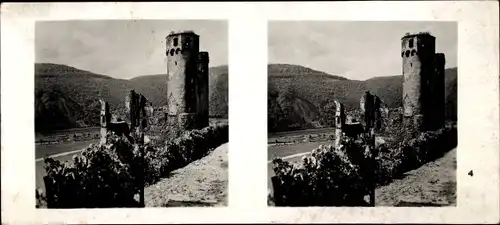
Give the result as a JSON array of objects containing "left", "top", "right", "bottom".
[
  {"left": 268, "top": 21, "right": 457, "bottom": 80},
  {"left": 36, "top": 20, "right": 228, "bottom": 79}
]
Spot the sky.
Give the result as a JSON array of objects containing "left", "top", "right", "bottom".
[
  {"left": 35, "top": 20, "right": 228, "bottom": 79},
  {"left": 268, "top": 21, "right": 457, "bottom": 81}
]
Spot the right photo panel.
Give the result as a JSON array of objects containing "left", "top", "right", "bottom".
[{"left": 267, "top": 21, "right": 458, "bottom": 207}]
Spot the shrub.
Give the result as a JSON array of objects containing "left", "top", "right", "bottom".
[
  {"left": 375, "top": 127, "right": 457, "bottom": 186},
  {"left": 271, "top": 136, "right": 373, "bottom": 206},
  {"left": 41, "top": 135, "right": 143, "bottom": 208},
  {"left": 270, "top": 126, "right": 457, "bottom": 206},
  {"left": 38, "top": 122, "right": 229, "bottom": 208}
]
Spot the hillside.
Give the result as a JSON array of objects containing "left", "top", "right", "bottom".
[
  {"left": 128, "top": 65, "right": 228, "bottom": 117},
  {"left": 35, "top": 63, "right": 229, "bottom": 132},
  {"left": 267, "top": 64, "right": 457, "bottom": 133}
]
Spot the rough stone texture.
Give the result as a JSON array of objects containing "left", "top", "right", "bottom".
[
  {"left": 432, "top": 53, "right": 446, "bottom": 130},
  {"left": 196, "top": 52, "right": 210, "bottom": 128},
  {"left": 166, "top": 31, "right": 209, "bottom": 131},
  {"left": 374, "top": 96, "right": 382, "bottom": 132},
  {"left": 334, "top": 100, "right": 345, "bottom": 147},
  {"left": 99, "top": 100, "right": 111, "bottom": 145},
  {"left": 401, "top": 32, "right": 441, "bottom": 132},
  {"left": 361, "top": 91, "right": 375, "bottom": 131},
  {"left": 126, "top": 90, "right": 150, "bottom": 144}
]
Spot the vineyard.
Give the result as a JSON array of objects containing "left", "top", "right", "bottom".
[
  {"left": 269, "top": 105, "right": 457, "bottom": 206},
  {"left": 36, "top": 122, "right": 229, "bottom": 208}
]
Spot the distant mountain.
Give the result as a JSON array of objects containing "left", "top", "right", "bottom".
[
  {"left": 35, "top": 63, "right": 229, "bottom": 132},
  {"left": 267, "top": 64, "right": 457, "bottom": 132}
]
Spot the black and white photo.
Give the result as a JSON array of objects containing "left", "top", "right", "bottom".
[
  {"left": 267, "top": 21, "right": 458, "bottom": 207},
  {"left": 34, "top": 20, "right": 229, "bottom": 208}
]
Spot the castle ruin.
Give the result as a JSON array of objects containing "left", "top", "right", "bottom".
[
  {"left": 165, "top": 31, "right": 209, "bottom": 130},
  {"left": 401, "top": 32, "right": 446, "bottom": 132}
]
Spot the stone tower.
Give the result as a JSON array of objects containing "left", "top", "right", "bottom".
[
  {"left": 401, "top": 32, "right": 439, "bottom": 132},
  {"left": 165, "top": 31, "right": 209, "bottom": 130},
  {"left": 432, "top": 53, "right": 446, "bottom": 130},
  {"left": 196, "top": 51, "right": 210, "bottom": 128}
]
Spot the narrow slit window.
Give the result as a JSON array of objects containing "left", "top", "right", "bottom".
[
  {"left": 173, "top": 38, "right": 179, "bottom": 47},
  {"left": 409, "top": 38, "right": 414, "bottom": 48}
]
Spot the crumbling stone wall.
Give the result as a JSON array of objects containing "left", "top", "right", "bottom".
[
  {"left": 431, "top": 53, "right": 446, "bottom": 130},
  {"left": 165, "top": 31, "right": 209, "bottom": 131},
  {"left": 401, "top": 32, "right": 443, "bottom": 133},
  {"left": 334, "top": 100, "right": 345, "bottom": 147},
  {"left": 196, "top": 52, "right": 210, "bottom": 128}
]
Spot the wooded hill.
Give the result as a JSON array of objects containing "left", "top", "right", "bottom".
[
  {"left": 35, "top": 63, "right": 228, "bottom": 132},
  {"left": 267, "top": 64, "right": 457, "bottom": 132}
]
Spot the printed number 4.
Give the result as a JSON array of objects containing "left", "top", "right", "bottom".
[{"left": 468, "top": 170, "right": 473, "bottom": 176}]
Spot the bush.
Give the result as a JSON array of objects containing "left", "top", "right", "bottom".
[
  {"left": 41, "top": 135, "right": 143, "bottom": 208},
  {"left": 38, "top": 122, "right": 229, "bottom": 208},
  {"left": 271, "top": 136, "right": 373, "bottom": 206},
  {"left": 145, "top": 122, "right": 229, "bottom": 183},
  {"left": 375, "top": 127, "right": 457, "bottom": 186},
  {"left": 270, "top": 126, "right": 457, "bottom": 206}
]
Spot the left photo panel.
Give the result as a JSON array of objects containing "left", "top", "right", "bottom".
[{"left": 34, "top": 20, "right": 229, "bottom": 208}]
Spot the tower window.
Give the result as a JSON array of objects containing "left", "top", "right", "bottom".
[
  {"left": 411, "top": 49, "right": 417, "bottom": 56},
  {"left": 408, "top": 38, "right": 414, "bottom": 48},
  {"left": 166, "top": 49, "right": 169, "bottom": 56},
  {"left": 170, "top": 49, "right": 175, "bottom": 56},
  {"left": 405, "top": 50, "right": 410, "bottom": 57},
  {"left": 176, "top": 48, "right": 181, "bottom": 54},
  {"left": 173, "top": 38, "right": 179, "bottom": 47},
  {"left": 401, "top": 52, "right": 404, "bottom": 58}
]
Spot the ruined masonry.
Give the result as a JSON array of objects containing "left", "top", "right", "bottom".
[
  {"left": 401, "top": 32, "right": 445, "bottom": 132},
  {"left": 334, "top": 100, "right": 346, "bottom": 147},
  {"left": 165, "top": 31, "right": 210, "bottom": 130}
]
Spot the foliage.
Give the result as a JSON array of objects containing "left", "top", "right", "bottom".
[
  {"left": 270, "top": 125, "right": 457, "bottom": 206},
  {"left": 271, "top": 136, "right": 374, "bottom": 206},
  {"left": 375, "top": 127, "right": 457, "bottom": 186},
  {"left": 38, "top": 122, "right": 229, "bottom": 208},
  {"left": 143, "top": 122, "right": 229, "bottom": 185},
  {"left": 41, "top": 135, "right": 143, "bottom": 208}
]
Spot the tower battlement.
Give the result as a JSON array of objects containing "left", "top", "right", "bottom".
[{"left": 401, "top": 31, "right": 434, "bottom": 40}]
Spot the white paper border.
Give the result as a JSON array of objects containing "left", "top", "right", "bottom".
[{"left": 1, "top": 1, "right": 499, "bottom": 224}]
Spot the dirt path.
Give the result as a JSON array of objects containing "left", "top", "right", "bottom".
[
  {"left": 375, "top": 148, "right": 457, "bottom": 206},
  {"left": 144, "top": 143, "right": 228, "bottom": 207}
]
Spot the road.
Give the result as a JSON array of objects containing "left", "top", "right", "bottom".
[
  {"left": 267, "top": 141, "right": 336, "bottom": 190},
  {"left": 35, "top": 140, "right": 98, "bottom": 190},
  {"left": 268, "top": 128, "right": 336, "bottom": 139},
  {"left": 267, "top": 128, "right": 340, "bottom": 191}
]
